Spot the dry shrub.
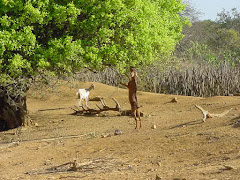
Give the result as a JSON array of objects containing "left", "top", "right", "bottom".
[
  {"left": 73, "top": 62, "right": 240, "bottom": 97},
  {"left": 140, "top": 62, "right": 240, "bottom": 97}
]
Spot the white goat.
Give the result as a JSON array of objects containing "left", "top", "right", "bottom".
[{"left": 76, "top": 84, "right": 95, "bottom": 107}]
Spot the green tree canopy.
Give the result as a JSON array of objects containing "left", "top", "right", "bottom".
[
  {"left": 0, "top": 0, "right": 189, "bottom": 130},
  {"left": 0, "top": 0, "right": 188, "bottom": 81}
]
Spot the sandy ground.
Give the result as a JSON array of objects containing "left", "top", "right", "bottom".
[{"left": 0, "top": 80, "right": 240, "bottom": 180}]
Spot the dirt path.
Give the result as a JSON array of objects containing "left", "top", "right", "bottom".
[{"left": 0, "top": 81, "right": 240, "bottom": 180}]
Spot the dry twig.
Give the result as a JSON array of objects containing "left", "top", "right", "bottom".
[{"left": 26, "top": 157, "right": 126, "bottom": 175}]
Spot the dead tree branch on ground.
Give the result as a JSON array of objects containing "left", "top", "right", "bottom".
[
  {"left": 72, "top": 98, "right": 121, "bottom": 115},
  {"left": 195, "top": 105, "right": 232, "bottom": 122}
]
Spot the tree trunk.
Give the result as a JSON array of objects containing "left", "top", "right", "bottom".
[{"left": 0, "top": 94, "right": 28, "bottom": 131}]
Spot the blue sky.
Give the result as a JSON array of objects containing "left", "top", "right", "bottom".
[{"left": 190, "top": 0, "right": 240, "bottom": 20}]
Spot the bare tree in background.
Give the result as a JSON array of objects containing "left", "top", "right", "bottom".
[{"left": 181, "top": 0, "right": 203, "bottom": 22}]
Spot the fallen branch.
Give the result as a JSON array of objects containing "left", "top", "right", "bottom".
[
  {"left": 72, "top": 97, "right": 121, "bottom": 116},
  {"left": 72, "top": 97, "right": 145, "bottom": 117},
  {"left": 195, "top": 105, "right": 232, "bottom": 122},
  {"left": 0, "top": 142, "right": 19, "bottom": 150}
]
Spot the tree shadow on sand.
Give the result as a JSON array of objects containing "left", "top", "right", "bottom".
[{"left": 170, "top": 119, "right": 203, "bottom": 129}]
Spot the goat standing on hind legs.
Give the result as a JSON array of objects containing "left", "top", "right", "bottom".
[{"left": 120, "top": 67, "right": 141, "bottom": 129}]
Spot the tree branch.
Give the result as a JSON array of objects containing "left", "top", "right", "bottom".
[{"left": 195, "top": 105, "right": 232, "bottom": 122}]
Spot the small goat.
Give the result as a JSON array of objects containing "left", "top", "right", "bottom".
[
  {"left": 120, "top": 67, "right": 141, "bottom": 129},
  {"left": 76, "top": 84, "right": 95, "bottom": 107}
]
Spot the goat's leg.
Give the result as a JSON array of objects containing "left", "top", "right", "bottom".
[
  {"left": 78, "top": 98, "right": 82, "bottom": 107},
  {"left": 85, "top": 98, "right": 89, "bottom": 108},
  {"left": 136, "top": 109, "right": 141, "bottom": 128},
  {"left": 132, "top": 109, "right": 138, "bottom": 129}
]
